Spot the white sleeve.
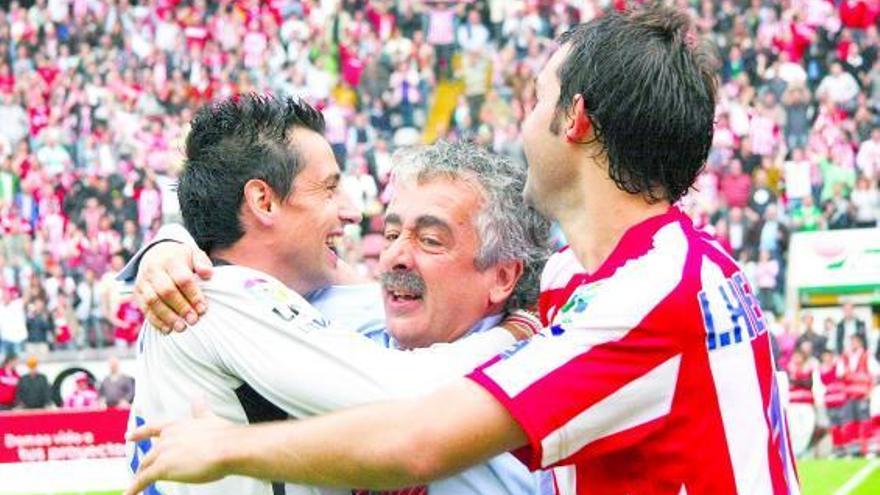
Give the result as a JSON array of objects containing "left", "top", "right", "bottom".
[
  {"left": 116, "top": 223, "right": 197, "bottom": 282},
  {"left": 196, "top": 273, "right": 517, "bottom": 417}
]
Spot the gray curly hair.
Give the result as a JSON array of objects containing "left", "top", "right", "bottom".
[{"left": 390, "top": 141, "right": 552, "bottom": 311}]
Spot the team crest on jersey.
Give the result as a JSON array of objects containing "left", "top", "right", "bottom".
[
  {"left": 244, "top": 278, "right": 303, "bottom": 322},
  {"left": 556, "top": 282, "right": 602, "bottom": 322}
]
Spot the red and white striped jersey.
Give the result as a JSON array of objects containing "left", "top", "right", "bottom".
[
  {"left": 819, "top": 362, "right": 847, "bottom": 409},
  {"left": 787, "top": 362, "right": 815, "bottom": 405},
  {"left": 468, "top": 207, "right": 799, "bottom": 495}
]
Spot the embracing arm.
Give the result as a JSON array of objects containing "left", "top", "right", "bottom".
[
  {"left": 123, "top": 224, "right": 370, "bottom": 331},
  {"left": 127, "top": 379, "right": 527, "bottom": 493}
]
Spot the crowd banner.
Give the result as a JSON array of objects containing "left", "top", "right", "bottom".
[{"left": 0, "top": 408, "right": 128, "bottom": 464}]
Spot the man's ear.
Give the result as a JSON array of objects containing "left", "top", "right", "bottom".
[
  {"left": 488, "top": 259, "right": 524, "bottom": 306},
  {"left": 242, "top": 179, "right": 277, "bottom": 227},
  {"left": 565, "top": 94, "right": 592, "bottom": 143}
]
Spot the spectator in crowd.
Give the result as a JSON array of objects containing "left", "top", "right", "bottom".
[
  {"left": 787, "top": 345, "right": 818, "bottom": 456},
  {"left": 826, "top": 183, "right": 854, "bottom": 229},
  {"left": 817, "top": 62, "right": 861, "bottom": 111},
  {"left": 0, "top": 286, "right": 27, "bottom": 357},
  {"left": 756, "top": 203, "right": 789, "bottom": 259},
  {"left": 74, "top": 268, "right": 102, "bottom": 349},
  {"left": 840, "top": 334, "right": 878, "bottom": 456},
  {"left": 98, "top": 356, "right": 134, "bottom": 408},
  {"left": 63, "top": 372, "right": 98, "bottom": 409},
  {"left": 97, "top": 253, "right": 127, "bottom": 348},
  {"left": 791, "top": 194, "right": 825, "bottom": 231},
  {"left": 0, "top": 352, "right": 19, "bottom": 411},
  {"left": 850, "top": 175, "right": 879, "bottom": 227},
  {"left": 776, "top": 316, "right": 802, "bottom": 370},
  {"left": 836, "top": 302, "right": 868, "bottom": 355},
  {"left": 754, "top": 249, "right": 780, "bottom": 314},
  {"left": 111, "top": 294, "right": 143, "bottom": 349},
  {"left": 50, "top": 293, "right": 78, "bottom": 351},
  {"left": 788, "top": 347, "right": 817, "bottom": 406},
  {"left": 797, "top": 312, "right": 828, "bottom": 359},
  {"left": 856, "top": 127, "right": 880, "bottom": 180},
  {"left": 24, "top": 297, "right": 53, "bottom": 356},
  {"left": 819, "top": 349, "right": 849, "bottom": 457},
  {"left": 16, "top": 355, "right": 52, "bottom": 409},
  {"left": 720, "top": 159, "right": 752, "bottom": 208}
]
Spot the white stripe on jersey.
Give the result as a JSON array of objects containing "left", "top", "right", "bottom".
[
  {"left": 540, "top": 354, "right": 682, "bottom": 467},
  {"left": 484, "top": 335, "right": 589, "bottom": 398},
  {"left": 552, "top": 466, "right": 577, "bottom": 495},
  {"left": 484, "top": 223, "right": 688, "bottom": 398},
  {"left": 700, "top": 257, "right": 773, "bottom": 494},
  {"left": 575, "top": 223, "right": 687, "bottom": 330},
  {"left": 539, "top": 248, "right": 580, "bottom": 292}
]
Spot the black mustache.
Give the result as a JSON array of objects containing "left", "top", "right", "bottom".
[{"left": 380, "top": 270, "right": 427, "bottom": 295}]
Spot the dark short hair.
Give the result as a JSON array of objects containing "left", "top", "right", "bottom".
[
  {"left": 2, "top": 352, "right": 17, "bottom": 367},
  {"left": 552, "top": 5, "right": 717, "bottom": 203},
  {"left": 178, "top": 94, "right": 325, "bottom": 253}
]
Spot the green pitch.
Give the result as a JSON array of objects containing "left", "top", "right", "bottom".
[{"left": 799, "top": 458, "right": 880, "bottom": 495}]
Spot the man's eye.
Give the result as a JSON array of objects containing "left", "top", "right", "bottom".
[
  {"left": 421, "top": 237, "right": 442, "bottom": 247},
  {"left": 384, "top": 232, "right": 399, "bottom": 241}
]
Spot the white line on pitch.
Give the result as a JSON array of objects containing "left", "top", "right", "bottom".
[{"left": 833, "top": 458, "right": 880, "bottom": 495}]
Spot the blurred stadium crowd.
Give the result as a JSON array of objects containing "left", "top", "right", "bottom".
[{"left": 0, "top": 0, "right": 878, "bottom": 455}]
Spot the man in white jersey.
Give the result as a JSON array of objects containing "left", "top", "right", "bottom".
[
  {"left": 128, "top": 6, "right": 798, "bottom": 495},
  {"left": 124, "top": 95, "right": 550, "bottom": 495}
]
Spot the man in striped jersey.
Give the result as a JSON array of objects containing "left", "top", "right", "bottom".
[{"left": 128, "top": 5, "right": 799, "bottom": 495}]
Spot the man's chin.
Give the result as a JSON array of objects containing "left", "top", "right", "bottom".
[
  {"left": 523, "top": 184, "right": 548, "bottom": 216},
  {"left": 385, "top": 317, "right": 431, "bottom": 349}
]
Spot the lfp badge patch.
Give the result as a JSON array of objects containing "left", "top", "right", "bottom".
[
  {"left": 550, "top": 282, "right": 602, "bottom": 335},
  {"left": 243, "top": 277, "right": 331, "bottom": 331},
  {"left": 243, "top": 277, "right": 304, "bottom": 322}
]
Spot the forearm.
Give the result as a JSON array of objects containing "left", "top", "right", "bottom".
[
  {"left": 227, "top": 400, "right": 429, "bottom": 488},
  {"left": 220, "top": 381, "right": 526, "bottom": 489}
]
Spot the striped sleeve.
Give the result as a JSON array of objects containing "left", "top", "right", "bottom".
[
  {"left": 468, "top": 318, "right": 682, "bottom": 470},
  {"left": 468, "top": 223, "right": 692, "bottom": 470}
]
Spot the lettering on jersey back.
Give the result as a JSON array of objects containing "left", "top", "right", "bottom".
[
  {"left": 698, "top": 272, "right": 767, "bottom": 351},
  {"left": 499, "top": 336, "right": 540, "bottom": 360}
]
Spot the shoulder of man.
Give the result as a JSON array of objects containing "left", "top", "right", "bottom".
[{"left": 198, "top": 265, "right": 329, "bottom": 330}]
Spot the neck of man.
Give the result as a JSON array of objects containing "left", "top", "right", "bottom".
[
  {"left": 212, "top": 235, "right": 315, "bottom": 296},
  {"left": 549, "top": 156, "right": 670, "bottom": 274}
]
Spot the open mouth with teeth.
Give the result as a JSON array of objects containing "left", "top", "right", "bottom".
[
  {"left": 387, "top": 288, "right": 423, "bottom": 303},
  {"left": 325, "top": 236, "right": 340, "bottom": 255}
]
